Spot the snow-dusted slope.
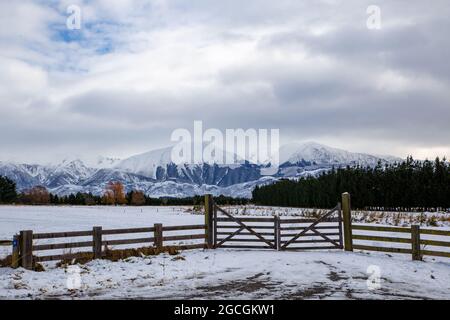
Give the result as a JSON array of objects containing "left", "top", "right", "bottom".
[
  {"left": 280, "top": 142, "right": 398, "bottom": 166},
  {"left": 44, "top": 160, "right": 95, "bottom": 188},
  {"left": 0, "top": 142, "right": 403, "bottom": 198},
  {"left": 114, "top": 147, "right": 173, "bottom": 179}
]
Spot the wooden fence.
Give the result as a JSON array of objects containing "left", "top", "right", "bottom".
[
  {"left": 2, "top": 192, "right": 450, "bottom": 270},
  {"left": 342, "top": 193, "right": 450, "bottom": 260},
  {"left": 208, "top": 195, "right": 343, "bottom": 251},
  {"left": 8, "top": 223, "right": 206, "bottom": 270}
]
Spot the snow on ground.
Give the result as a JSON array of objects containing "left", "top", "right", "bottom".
[
  {"left": 0, "top": 205, "right": 449, "bottom": 300},
  {"left": 0, "top": 249, "right": 449, "bottom": 299}
]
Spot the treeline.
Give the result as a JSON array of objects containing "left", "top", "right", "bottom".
[
  {"left": 0, "top": 177, "right": 249, "bottom": 206},
  {"left": 252, "top": 157, "right": 450, "bottom": 211}
]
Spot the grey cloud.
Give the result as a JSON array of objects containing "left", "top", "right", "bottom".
[{"left": 1, "top": 0, "right": 450, "bottom": 162}]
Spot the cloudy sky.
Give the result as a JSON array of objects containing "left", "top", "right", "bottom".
[{"left": 1, "top": 0, "right": 449, "bottom": 164}]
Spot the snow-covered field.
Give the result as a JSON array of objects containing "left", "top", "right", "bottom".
[{"left": 0, "top": 205, "right": 449, "bottom": 300}]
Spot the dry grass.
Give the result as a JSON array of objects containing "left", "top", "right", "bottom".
[
  {"left": 0, "top": 255, "right": 45, "bottom": 271},
  {"left": 0, "top": 255, "right": 12, "bottom": 268},
  {"left": 1, "top": 245, "right": 183, "bottom": 270},
  {"left": 56, "top": 245, "right": 181, "bottom": 267}
]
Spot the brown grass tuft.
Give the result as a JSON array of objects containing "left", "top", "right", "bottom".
[{"left": 56, "top": 246, "right": 180, "bottom": 267}]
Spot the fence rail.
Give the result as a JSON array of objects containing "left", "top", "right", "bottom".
[
  {"left": 348, "top": 214, "right": 450, "bottom": 260},
  {"left": 4, "top": 193, "right": 450, "bottom": 271},
  {"left": 9, "top": 223, "right": 207, "bottom": 269}
]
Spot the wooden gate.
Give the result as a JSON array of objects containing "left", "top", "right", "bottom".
[
  {"left": 280, "top": 205, "right": 343, "bottom": 250},
  {"left": 213, "top": 203, "right": 277, "bottom": 250},
  {"left": 209, "top": 197, "right": 343, "bottom": 251}
]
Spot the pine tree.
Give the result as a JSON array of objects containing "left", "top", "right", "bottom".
[{"left": 0, "top": 176, "right": 17, "bottom": 203}]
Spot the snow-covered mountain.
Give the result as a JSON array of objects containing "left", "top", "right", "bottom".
[
  {"left": 0, "top": 142, "right": 402, "bottom": 198},
  {"left": 279, "top": 142, "right": 386, "bottom": 167},
  {"left": 115, "top": 147, "right": 173, "bottom": 179}
]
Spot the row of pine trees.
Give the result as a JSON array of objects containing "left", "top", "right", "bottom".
[{"left": 252, "top": 157, "right": 450, "bottom": 210}]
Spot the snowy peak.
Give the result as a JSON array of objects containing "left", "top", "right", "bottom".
[
  {"left": 114, "top": 147, "right": 173, "bottom": 179},
  {"left": 279, "top": 141, "right": 397, "bottom": 167},
  {"left": 53, "top": 159, "right": 93, "bottom": 179},
  {"left": 44, "top": 159, "right": 95, "bottom": 188},
  {"left": 94, "top": 156, "right": 122, "bottom": 169}
]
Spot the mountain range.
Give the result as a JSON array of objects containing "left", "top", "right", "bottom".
[{"left": 0, "top": 142, "right": 402, "bottom": 198}]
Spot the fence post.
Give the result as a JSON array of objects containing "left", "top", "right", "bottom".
[
  {"left": 411, "top": 225, "right": 422, "bottom": 261},
  {"left": 213, "top": 203, "right": 218, "bottom": 249},
  {"left": 342, "top": 193, "right": 353, "bottom": 252},
  {"left": 274, "top": 215, "right": 281, "bottom": 251},
  {"left": 337, "top": 203, "right": 344, "bottom": 249},
  {"left": 93, "top": 226, "right": 102, "bottom": 259},
  {"left": 204, "top": 194, "right": 214, "bottom": 249},
  {"left": 20, "top": 230, "right": 33, "bottom": 270},
  {"left": 11, "top": 234, "right": 19, "bottom": 269},
  {"left": 154, "top": 223, "right": 163, "bottom": 250}
]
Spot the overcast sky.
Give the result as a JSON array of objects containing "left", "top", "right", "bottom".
[{"left": 1, "top": 0, "right": 449, "bottom": 164}]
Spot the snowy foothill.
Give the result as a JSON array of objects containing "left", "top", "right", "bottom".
[{"left": 0, "top": 205, "right": 449, "bottom": 300}]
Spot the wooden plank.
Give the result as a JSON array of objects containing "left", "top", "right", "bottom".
[
  {"left": 102, "top": 227, "right": 154, "bottom": 235},
  {"left": 216, "top": 238, "right": 272, "bottom": 243},
  {"left": 281, "top": 232, "right": 340, "bottom": 238},
  {"left": 353, "top": 244, "right": 412, "bottom": 254},
  {"left": 217, "top": 225, "right": 274, "bottom": 230},
  {"left": 352, "top": 225, "right": 411, "bottom": 233},
  {"left": 281, "top": 239, "right": 341, "bottom": 244},
  {"left": 0, "top": 240, "right": 12, "bottom": 246},
  {"left": 102, "top": 237, "right": 155, "bottom": 246},
  {"left": 162, "top": 234, "right": 206, "bottom": 241},
  {"left": 353, "top": 234, "right": 412, "bottom": 244},
  {"left": 216, "top": 217, "right": 275, "bottom": 223},
  {"left": 283, "top": 246, "right": 340, "bottom": 251},
  {"left": 420, "top": 239, "right": 450, "bottom": 247},
  {"left": 33, "top": 241, "right": 93, "bottom": 251},
  {"left": 162, "top": 225, "right": 205, "bottom": 231},
  {"left": 280, "top": 226, "right": 339, "bottom": 231},
  {"left": 420, "top": 229, "right": 450, "bottom": 236},
  {"left": 216, "top": 231, "right": 275, "bottom": 236},
  {"left": 218, "top": 245, "right": 274, "bottom": 249},
  {"left": 33, "top": 230, "right": 92, "bottom": 239},
  {"left": 280, "top": 218, "right": 340, "bottom": 224},
  {"left": 421, "top": 250, "right": 450, "bottom": 258},
  {"left": 279, "top": 218, "right": 318, "bottom": 223}
]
